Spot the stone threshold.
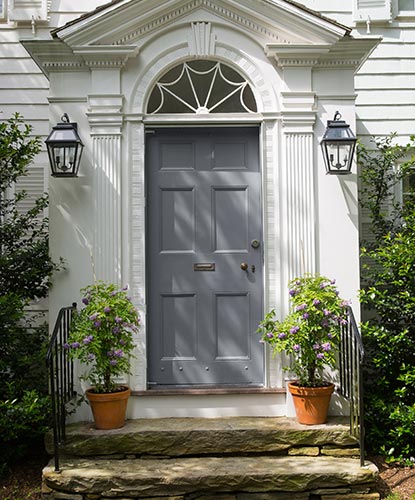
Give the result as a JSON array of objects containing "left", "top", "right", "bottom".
[
  {"left": 42, "top": 455, "right": 379, "bottom": 499},
  {"left": 132, "top": 386, "right": 286, "bottom": 396},
  {"left": 46, "top": 416, "right": 358, "bottom": 458}
]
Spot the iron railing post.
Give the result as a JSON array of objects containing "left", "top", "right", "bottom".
[
  {"left": 46, "top": 303, "right": 77, "bottom": 472},
  {"left": 339, "top": 306, "right": 365, "bottom": 467}
]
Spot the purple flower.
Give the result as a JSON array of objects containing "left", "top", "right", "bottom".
[
  {"left": 114, "top": 349, "right": 124, "bottom": 358},
  {"left": 316, "top": 353, "right": 325, "bottom": 359},
  {"left": 341, "top": 300, "right": 350, "bottom": 308},
  {"left": 293, "top": 344, "right": 300, "bottom": 352},
  {"left": 313, "top": 299, "right": 321, "bottom": 306},
  {"left": 320, "top": 282, "right": 328, "bottom": 289},
  {"left": 82, "top": 297, "right": 89, "bottom": 305},
  {"left": 112, "top": 326, "right": 120, "bottom": 334},
  {"left": 87, "top": 353, "right": 95, "bottom": 361},
  {"left": 289, "top": 289, "right": 298, "bottom": 296},
  {"left": 313, "top": 343, "right": 320, "bottom": 351},
  {"left": 322, "top": 342, "right": 331, "bottom": 351},
  {"left": 111, "top": 291, "right": 117, "bottom": 296},
  {"left": 323, "top": 309, "right": 331, "bottom": 316},
  {"left": 266, "top": 332, "right": 274, "bottom": 339},
  {"left": 331, "top": 279, "right": 336, "bottom": 285},
  {"left": 327, "top": 333, "right": 334, "bottom": 339},
  {"left": 107, "top": 350, "right": 114, "bottom": 357},
  {"left": 302, "top": 312, "right": 309, "bottom": 320},
  {"left": 83, "top": 335, "right": 93, "bottom": 344},
  {"left": 290, "top": 326, "right": 300, "bottom": 334},
  {"left": 321, "top": 320, "right": 329, "bottom": 328},
  {"left": 295, "top": 304, "right": 307, "bottom": 312},
  {"left": 122, "top": 285, "right": 129, "bottom": 291},
  {"left": 119, "top": 339, "right": 126, "bottom": 345},
  {"left": 278, "top": 333, "right": 287, "bottom": 339},
  {"left": 110, "top": 359, "right": 118, "bottom": 366},
  {"left": 63, "top": 343, "right": 70, "bottom": 349},
  {"left": 104, "top": 307, "right": 111, "bottom": 313},
  {"left": 115, "top": 316, "right": 123, "bottom": 324},
  {"left": 71, "top": 342, "right": 80, "bottom": 348},
  {"left": 339, "top": 318, "right": 348, "bottom": 326},
  {"left": 89, "top": 312, "right": 99, "bottom": 321},
  {"left": 93, "top": 320, "right": 101, "bottom": 328},
  {"left": 259, "top": 339, "right": 265, "bottom": 344}
]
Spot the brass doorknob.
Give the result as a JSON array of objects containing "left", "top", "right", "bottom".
[{"left": 240, "top": 262, "right": 248, "bottom": 272}]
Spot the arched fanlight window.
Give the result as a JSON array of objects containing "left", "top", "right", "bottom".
[{"left": 147, "top": 60, "right": 257, "bottom": 114}]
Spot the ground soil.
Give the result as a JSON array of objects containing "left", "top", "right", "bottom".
[{"left": 0, "top": 453, "right": 414, "bottom": 500}]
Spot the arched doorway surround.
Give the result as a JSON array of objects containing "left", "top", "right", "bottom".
[{"left": 127, "top": 43, "right": 282, "bottom": 390}]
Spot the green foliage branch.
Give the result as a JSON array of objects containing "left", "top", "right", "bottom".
[
  {"left": 66, "top": 282, "right": 140, "bottom": 393},
  {"left": 359, "top": 134, "right": 415, "bottom": 465},
  {"left": 257, "top": 274, "right": 347, "bottom": 387},
  {"left": 0, "top": 114, "right": 61, "bottom": 474}
]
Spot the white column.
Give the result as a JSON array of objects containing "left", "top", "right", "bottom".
[{"left": 87, "top": 95, "right": 124, "bottom": 285}]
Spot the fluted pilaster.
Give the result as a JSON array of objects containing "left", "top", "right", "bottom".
[{"left": 92, "top": 134, "right": 122, "bottom": 284}]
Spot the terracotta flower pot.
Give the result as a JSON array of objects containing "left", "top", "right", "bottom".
[
  {"left": 86, "top": 386, "right": 131, "bottom": 429},
  {"left": 288, "top": 382, "right": 334, "bottom": 425}
]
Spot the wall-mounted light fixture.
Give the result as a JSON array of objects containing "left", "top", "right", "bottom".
[
  {"left": 45, "top": 113, "right": 84, "bottom": 177},
  {"left": 320, "top": 111, "right": 357, "bottom": 175}
]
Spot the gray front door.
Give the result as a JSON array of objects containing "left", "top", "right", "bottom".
[{"left": 146, "top": 127, "right": 264, "bottom": 386}]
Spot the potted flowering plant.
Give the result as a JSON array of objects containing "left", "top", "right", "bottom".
[
  {"left": 257, "top": 274, "right": 348, "bottom": 424},
  {"left": 65, "top": 281, "right": 140, "bottom": 429}
]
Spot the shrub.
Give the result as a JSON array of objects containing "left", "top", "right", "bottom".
[
  {"left": 0, "top": 114, "right": 61, "bottom": 473},
  {"left": 359, "top": 135, "right": 415, "bottom": 463}
]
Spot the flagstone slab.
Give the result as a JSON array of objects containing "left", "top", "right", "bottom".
[
  {"left": 46, "top": 417, "right": 357, "bottom": 458},
  {"left": 43, "top": 456, "right": 377, "bottom": 498}
]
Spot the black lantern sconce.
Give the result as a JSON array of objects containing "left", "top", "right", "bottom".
[
  {"left": 320, "top": 111, "right": 357, "bottom": 175},
  {"left": 45, "top": 113, "right": 84, "bottom": 177}
]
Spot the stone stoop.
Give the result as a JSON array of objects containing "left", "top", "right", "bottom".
[{"left": 42, "top": 417, "right": 379, "bottom": 500}]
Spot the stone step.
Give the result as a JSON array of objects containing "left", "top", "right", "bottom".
[
  {"left": 48, "top": 417, "right": 359, "bottom": 458},
  {"left": 42, "top": 455, "right": 379, "bottom": 500}
]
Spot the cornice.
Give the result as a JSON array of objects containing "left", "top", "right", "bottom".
[
  {"left": 73, "top": 45, "right": 139, "bottom": 69},
  {"left": 266, "top": 44, "right": 331, "bottom": 68},
  {"left": 266, "top": 36, "right": 380, "bottom": 71}
]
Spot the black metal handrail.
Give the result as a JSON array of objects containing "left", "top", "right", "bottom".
[
  {"left": 339, "top": 306, "right": 365, "bottom": 466},
  {"left": 46, "top": 303, "right": 77, "bottom": 472}
]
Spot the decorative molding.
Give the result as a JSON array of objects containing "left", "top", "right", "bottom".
[
  {"left": 266, "top": 44, "right": 330, "bottom": 68},
  {"left": 266, "top": 38, "right": 379, "bottom": 71},
  {"left": 114, "top": 0, "right": 292, "bottom": 46},
  {"left": 129, "top": 121, "right": 147, "bottom": 391},
  {"left": 280, "top": 92, "right": 316, "bottom": 133},
  {"left": 131, "top": 44, "right": 276, "bottom": 114},
  {"left": 262, "top": 120, "right": 282, "bottom": 388},
  {"left": 188, "top": 22, "right": 216, "bottom": 57},
  {"left": 73, "top": 45, "right": 139, "bottom": 69}
]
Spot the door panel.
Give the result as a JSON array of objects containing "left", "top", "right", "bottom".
[{"left": 147, "top": 127, "right": 263, "bottom": 386}]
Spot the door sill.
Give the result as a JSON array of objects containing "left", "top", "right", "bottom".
[{"left": 132, "top": 386, "right": 286, "bottom": 396}]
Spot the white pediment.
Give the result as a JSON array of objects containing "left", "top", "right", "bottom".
[
  {"left": 52, "top": 0, "right": 350, "bottom": 48},
  {"left": 23, "top": 0, "right": 379, "bottom": 77}
]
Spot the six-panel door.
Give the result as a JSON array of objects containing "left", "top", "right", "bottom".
[{"left": 146, "top": 127, "right": 264, "bottom": 386}]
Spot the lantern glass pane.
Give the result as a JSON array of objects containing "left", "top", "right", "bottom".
[{"left": 326, "top": 143, "right": 352, "bottom": 172}]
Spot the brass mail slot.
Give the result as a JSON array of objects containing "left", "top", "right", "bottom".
[{"left": 194, "top": 263, "right": 215, "bottom": 271}]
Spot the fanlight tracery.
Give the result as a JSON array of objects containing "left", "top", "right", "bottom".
[{"left": 147, "top": 60, "right": 257, "bottom": 114}]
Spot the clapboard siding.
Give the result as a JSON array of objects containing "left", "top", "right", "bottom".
[
  {"left": 356, "top": 89, "right": 415, "bottom": 103},
  {"left": 0, "top": 74, "right": 48, "bottom": 89},
  {"left": 356, "top": 73, "right": 415, "bottom": 88}
]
